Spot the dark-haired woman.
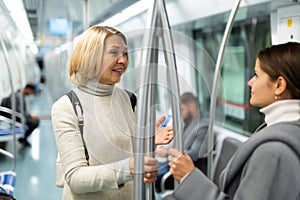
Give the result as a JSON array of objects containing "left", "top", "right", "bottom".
[{"left": 165, "top": 42, "right": 300, "bottom": 200}]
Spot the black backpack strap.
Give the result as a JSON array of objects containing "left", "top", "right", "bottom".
[
  {"left": 124, "top": 89, "right": 137, "bottom": 112},
  {"left": 66, "top": 90, "right": 89, "bottom": 163}
]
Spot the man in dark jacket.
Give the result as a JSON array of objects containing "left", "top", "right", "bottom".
[
  {"left": 1, "top": 84, "right": 40, "bottom": 146},
  {"left": 180, "top": 92, "right": 208, "bottom": 169},
  {"left": 155, "top": 92, "right": 208, "bottom": 192}
]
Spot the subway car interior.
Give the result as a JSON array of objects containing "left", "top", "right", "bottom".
[{"left": 0, "top": 0, "right": 299, "bottom": 199}]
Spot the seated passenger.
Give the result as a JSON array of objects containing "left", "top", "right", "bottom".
[
  {"left": 155, "top": 92, "right": 208, "bottom": 192},
  {"left": 179, "top": 92, "right": 209, "bottom": 170},
  {"left": 166, "top": 42, "right": 300, "bottom": 200},
  {"left": 1, "top": 83, "right": 40, "bottom": 147}
]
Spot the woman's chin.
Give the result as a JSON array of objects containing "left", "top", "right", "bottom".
[{"left": 249, "top": 99, "right": 257, "bottom": 107}]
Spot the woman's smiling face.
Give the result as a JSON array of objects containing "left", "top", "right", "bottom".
[{"left": 99, "top": 35, "right": 128, "bottom": 85}]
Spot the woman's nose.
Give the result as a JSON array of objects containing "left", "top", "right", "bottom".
[
  {"left": 248, "top": 77, "right": 254, "bottom": 87},
  {"left": 117, "top": 54, "right": 127, "bottom": 64}
]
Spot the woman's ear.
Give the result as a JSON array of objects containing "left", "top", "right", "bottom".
[{"left": 275, "top": 76, "right": 287, "bottom": 96}]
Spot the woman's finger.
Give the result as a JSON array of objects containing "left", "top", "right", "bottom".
[{"left": 155, "top": 116, "right": 166, "bottom": 128}]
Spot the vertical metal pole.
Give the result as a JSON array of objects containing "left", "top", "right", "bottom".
[
  {"left": 145, "top": 44, "right": 159, "bottom": 200},
  {"left": 10, "top": 38, "right": 26, "bottom": 127},
  {"left": 159, "top": 0, "right": 183, "bottom": 154},
  {"left": 135, "top": 0, "right": 183, "bottom": 198},
  {"left": 159, "top": 0, "right": 183, "bottom": 188},
  {"left": 0, "top": 36, "right": 17, "bottom": 171},
  {"left": 134, "top": 1, "right": 158, "bottom": 199},
  {"left": 207, "top": 0, "right": 241, "bottom": 179},
  {"left": 134, "top": 57, "right": 150, "bottom": 200},
  {"left": 83, "top": 0, "right": 89, "bottom": 30}
]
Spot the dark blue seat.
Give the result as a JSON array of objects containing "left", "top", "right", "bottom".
[{"left": 0, "top": 171, "right": 16, "bottom": 196}]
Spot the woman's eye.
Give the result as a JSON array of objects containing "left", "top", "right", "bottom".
[{"left": 109, "top": 50, "right": 119, "bottom": 56}]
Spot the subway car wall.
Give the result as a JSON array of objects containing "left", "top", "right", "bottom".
[{"left": 0, "top": 4, "right": 40, "bottom": 101}]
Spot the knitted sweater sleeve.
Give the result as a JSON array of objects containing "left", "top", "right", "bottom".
[{"left": 51, "top": 95, "right": 131, "bottom": 193}]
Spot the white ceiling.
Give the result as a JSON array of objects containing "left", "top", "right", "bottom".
[{"left": 23, "top": 0, "right": 138, "bottom": 48}]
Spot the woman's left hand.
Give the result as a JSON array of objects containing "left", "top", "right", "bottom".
[
  {"left": 168, "top": 148, "right": 195, "bottom": 181},
  {"left": 155, "top": 116, "right": 174, "bottom": 145}
]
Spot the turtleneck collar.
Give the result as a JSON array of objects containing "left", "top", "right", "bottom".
[
  {"left": 260, "top": 99, "right": 300, "bottom": 126},
  {"left": 77, "top": 79, "right": 115, "bottom": 96}
]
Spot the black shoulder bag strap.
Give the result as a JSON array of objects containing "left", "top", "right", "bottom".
[
  {"left": 65, "top": 89, "right": 136, "bottom": 164},
  {"left": 66, "top": 90, "right": 89, "bottom": 163},
  {"left": 124, "top": 89, "right": 137, "bottom": 112}
]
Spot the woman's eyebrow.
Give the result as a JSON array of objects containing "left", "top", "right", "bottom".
[
  {"left": 110, "top": 45, "right": 120, "bottom": 48},
  {"left": 109, "top": 45, "right": 128, "bottom": 50}
]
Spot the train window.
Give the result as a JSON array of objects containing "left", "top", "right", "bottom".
[{"left": 194, "top": 15, "right": 271, "bottom": 135}]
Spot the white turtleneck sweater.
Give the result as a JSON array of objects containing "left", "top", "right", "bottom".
[
  {"left": 52, "top": 79, "right": 136, "bottom": 200},
  {"left": 260, "top": 99, "right": 300, "bottom": 126}
]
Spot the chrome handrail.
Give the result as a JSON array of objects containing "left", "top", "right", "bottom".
[
  {"left": 134, "top": 0, "right": 182, "bottom": 199},
  {"left": 207, "top": 0, "right": 242, "bottom": 179}
]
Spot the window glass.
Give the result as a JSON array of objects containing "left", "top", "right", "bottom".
[{"left": 194, "top": 15, "right": 271, "bottom": 135}]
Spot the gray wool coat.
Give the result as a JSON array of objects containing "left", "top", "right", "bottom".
[{"left": 165, "top": 121, "right": 300, "bottom": 200}]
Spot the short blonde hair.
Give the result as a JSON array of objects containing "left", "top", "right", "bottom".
[{"left": 68, "top": 26, "right": 127, "bottom": 85}]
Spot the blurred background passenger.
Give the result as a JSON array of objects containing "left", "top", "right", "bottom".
[
  {"left": 1, "top": 83, "right": 40, "bottom": 147},
  {"left": 155, "top": 92, "right": 208, "bottom": 192},
  {"left": 179, "top": 92, "right": 208, "bottom": 171}
]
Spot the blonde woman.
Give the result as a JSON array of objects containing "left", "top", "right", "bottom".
[{"left": 51, "top": 26, "right": 173, "bottom": 199}]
